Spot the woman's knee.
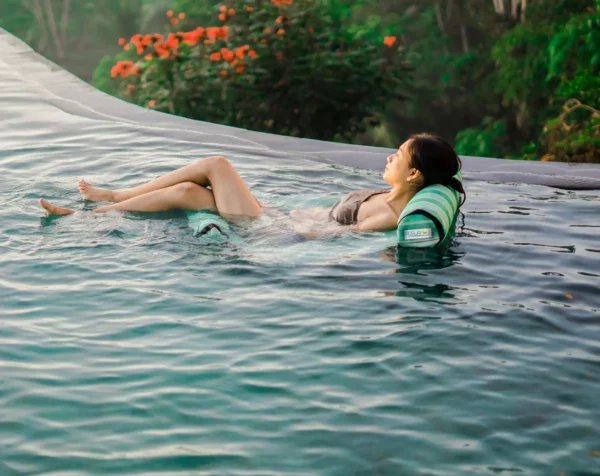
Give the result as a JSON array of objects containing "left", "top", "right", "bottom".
[
  {"left": 202, "top": 156, "right": 237, "bottom": 184},
  {"left": 196, "top": 155, "right": 230, "bottom": 169},
  {"left": 212, "top": 155, "right": 233, "bottom": 171},
  {"left": 173, "top": 182, "right": 216, "bottom": 210},
  {"left": 174, "top": 181, "right": 202, "bottom": 197}
]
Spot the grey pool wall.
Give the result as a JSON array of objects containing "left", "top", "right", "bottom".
[{"left": 2, "top": 28, "right": 600, "bottom": 191}]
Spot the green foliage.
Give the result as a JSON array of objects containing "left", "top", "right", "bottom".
[
  {"left": 455, "top": 117, "right": 506, "bottom": 158},
  {"left": 94, "top": 53, "right": 131, "bottom": 97},
  {"left": 0, "top": 0, "right": 169, "bottom": 81},
  {"left": 172, "top": 0, "right": 219, "bottom": 23},
  {"left": 555, "top": 69, "right": 600, "bottom": 110},
  {"left": 458, "top": 0, "right": 600, "bottom": 162},
  {"left": 369, "top": 1, "right": 506, "bottom": 146},
  {"left": 539, "top": 100, "right": 600, "bottom": 163},
  {"left": 0, "top": 1, "right": 34, "bottom": 38},
  {"left": 548, "top": 5, "right": 600, "bottom": 111},
  {"left": 4, "top": 0, "right": 599, "bottom": 161},
  {"left": 547, "top": 10, "right": 600, "bottom": 78},
  {"left": 493, "top": 21, "right": 557, "bottom": 109},
  {"left": 96, "top": 0, "right": 409, "bottom": 142}
]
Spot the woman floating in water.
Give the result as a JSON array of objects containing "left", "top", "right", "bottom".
[{"left": 39, "top": 133, "right": 465, "bottom": 233}]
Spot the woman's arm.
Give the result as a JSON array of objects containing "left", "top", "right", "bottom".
[
  {"left": 355, "top": 212, "right": 398, "bottom": 232},
  {"left": 301, "top": 225, "right": 358, "bottom": 240},
  {"left": 301, "top": 212, "right": 397, "bottom": 239}
]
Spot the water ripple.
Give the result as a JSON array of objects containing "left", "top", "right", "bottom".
[{"left": 1, "top": 56, "right": 600, "bottom": 476}]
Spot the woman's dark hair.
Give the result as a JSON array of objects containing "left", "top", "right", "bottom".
[{"left": 407, "top": 133, "right": 466, "bottom": 206}]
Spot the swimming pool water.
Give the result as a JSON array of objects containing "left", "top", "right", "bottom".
[{"left": 1, "top": 58, "right": 600, "bottom": 475}]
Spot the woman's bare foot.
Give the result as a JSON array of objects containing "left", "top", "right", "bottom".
[
  {"left": 39, "top": 199, "right": 76, "bottom": 216},
  {"left": 78, "top": 178, "right": 115, "bottom": 202}
]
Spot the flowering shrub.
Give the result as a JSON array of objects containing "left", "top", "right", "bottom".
[{"left": 94, "top": 0, "right": 408, "bottom": 141}]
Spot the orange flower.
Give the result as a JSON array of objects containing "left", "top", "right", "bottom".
[
  {"left": 132, "top": 67, "right": 141, "bottom": 75},
  {"left": 260, "top": 38, "right": 267, "bottom": 44},
  {"left": 179, "top": 12, "right": 186, "bottom": 19},
  {"left": 166, "top": 33, "right": 179, "bottom": 49},
  {"left": 277, "top": 28, "right": 285, "bottom": 35},
  {"left": 206, "top": 27, "right": 219, "bottom": 39},
  {"left": 142, "top": 34, "right": 152, "bottom": 47},
  {"left": 153, "top": 34, "right": 164, "bottom": 42},
  {"left": 223, "top": 49, "right": 235, "bottom": 62},
  {"left": 248, "top": 49, "right": 257, "bottom": 58},
  {"left": 110, "top": 60, "right": 134, "bottom": 78},
  {"left": 246, "top": 6, "right": 254, "bottom": 12},
  {"left": 235, "top": 47, "right": 245, "bottom": 59},
  {"left": 118, "top": 38, "right": 126, "bottom": 45},
  {"left": 171, "top": 17, "right": 179, "bottom": 25},
  {"left": 219, "top": 13, "right": 226, "bottom": 21},
  {"left": 131, "top": 34, "right": 142, "bottom": 44},
  {"left": 182, "top": 30, "right": 201, "bottom": 46},
  {"left": 383, "top": 36, "right": 397, "bottom": 47},
  {"left": 147, "top": 99, "right": 156, "bottom": 107},
  {"left": 137, "top": 46, "right": 144, "bottom": 55},
  {"left": 228, "top": 8, "right": 235, "bottom": 15},
  {"left": 219, "top": 5, "right": 227, "bottom": 12},
  {"left": 272, "top": 0, "right": 293, "bottom": 4},
  {"left": 220, "top": 70, "right": 228, "bottom": 78},
  {"left": 276, "top": 16, "right": 283, "bottom": 23},
  {"left": 236, "top": 63, "right": 245, "bottom": 73},
  {"left": 206, "top": 26, "right": 228, "bottom": 40},
  {"left": 154, "top": 43, "right": 170, "bottom": 58},
  {"left": 127, "top": 84, "right": 136, "bottom": 93},
  {"left": 167, "top": 10, "right": 174, "bottom": 17},
  {"left": 263, "top": 27, "right": 272, "bottom": 33},
  {"left": 145, "top": 54, "right": 153, "bottom": 60},
  {"left": 275, "top": 52, "right": 283, "bottom": 60},
  {"left": 124, "top": 43, "right": 130, "bottom": 51},
  {"left": 210, "top": 52, "right": 221, "bottom": 61}
]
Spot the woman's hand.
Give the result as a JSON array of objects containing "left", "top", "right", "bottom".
[{"left": 301, "top": 230, "right": 321, "bottom": 240}]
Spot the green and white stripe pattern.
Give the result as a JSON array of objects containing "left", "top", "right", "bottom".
[
  {"left": 186, "top": 210, "right": 231, "bottom": 242},
  {"left": 397, "top": 173, "right": 462, "bottom": 248}
]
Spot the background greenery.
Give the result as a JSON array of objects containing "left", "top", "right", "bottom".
[{"left": 1, "top": 0, "right": 598, "bottom": 162}]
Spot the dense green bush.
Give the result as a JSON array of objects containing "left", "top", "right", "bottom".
[
  {"left": 455, "top": 0, "right": 600, "bottom": 162},
  {"left": 539, "top": 99, "right": 600, "bottom": 163},
  {"left": 94, "top": 0, "right": 409, "bottom": 142}
]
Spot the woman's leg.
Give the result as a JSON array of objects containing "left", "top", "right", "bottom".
[
  {"left": 79, "top": 156, "right": 262, "bottom": 217},
  {"left": 94, "top": 182, "right": 217, "bottom": 213},
  {"left": 40, "top": 182, "right": 217, "bottom": 216}
]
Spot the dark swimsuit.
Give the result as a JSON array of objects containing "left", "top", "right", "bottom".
[{"left": 329, "top": 189, "right": 388, "bottom": 225}]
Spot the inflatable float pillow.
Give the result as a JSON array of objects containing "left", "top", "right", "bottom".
[
  {"left": 186, "top": 210, "right": 231, "bottom": 242},
  {"left": 396, "top": 175, "right": 462, "bottom": 248}
]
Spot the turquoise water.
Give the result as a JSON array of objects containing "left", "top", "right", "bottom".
[{"left": 2, "top": 70, "right": 600, "bottom": 476}]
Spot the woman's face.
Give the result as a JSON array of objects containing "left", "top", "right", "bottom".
[{"left": 383, "top": 139, "right": 417, "bottom": 186}]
